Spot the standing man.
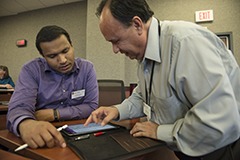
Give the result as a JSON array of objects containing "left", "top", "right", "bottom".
[
  {"left": 85, "top": 0, "right": 240, "bottom": 159},
  {"left": 7, "top": 25, "right": 98, "bottom": 149}
]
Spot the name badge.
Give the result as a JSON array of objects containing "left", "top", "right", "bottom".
[
  {"left": 71, "top": 89, "right": 85, "bottom": 99},
  {"left": 143, "top": 103, "right": 151, "bottom": 121}
]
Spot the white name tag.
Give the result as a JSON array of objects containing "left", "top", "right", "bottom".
[
  {"left": 143, "top": 103, "right": 151, "bottom": 121},
  {"left": 71, "top": 89, "right": 85, "bottom": 99}
]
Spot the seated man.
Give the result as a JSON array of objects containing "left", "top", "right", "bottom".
[{"left": 7, "top": 25, "right": 98, "bottom": 149}]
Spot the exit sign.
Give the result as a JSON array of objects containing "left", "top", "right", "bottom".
[{"left": 195, "top": 10, "right": 214, "bottom": 22}]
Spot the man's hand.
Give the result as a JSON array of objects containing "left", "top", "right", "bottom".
[
  {"left": 130, "top": 121, "right": 159, "bottom": 139},
  {"left": 84, "top": 106, "right": 119, "bottom": 126},
  {"left": 35, "top": 109, "right": 55, "bottom": 121},
  {"left": 18, "top": 119, "right": 66, "bottom": 149}
]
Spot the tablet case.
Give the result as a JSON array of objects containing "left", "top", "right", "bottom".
[{"left": 63, "top": 127, "right": 163, "bottom": 160}]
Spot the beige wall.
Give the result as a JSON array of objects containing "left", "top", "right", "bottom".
[
  {"left": 86, "top": 0, "right": 139, "bottom": 86},
  {"left": 0, "top": 0, "right": 239, "bottom": 86},
  {"left": 149, "top": 0, "right": 239, "bottom": 59},
  {"left": 0, "top": 1, "right": 87, "bottom": 84}
]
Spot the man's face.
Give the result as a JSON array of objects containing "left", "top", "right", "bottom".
[
  {"left": 99, "top": 7, "right": 146, "bottom": 61},
  {"left": 40, "top": 35, "right": 75, "bottom": 74}
]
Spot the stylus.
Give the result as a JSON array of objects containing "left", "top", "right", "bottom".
[
  {"left": 14, "top": 124, "right": 68, "bottom": 152},
  {"left": 93, "top": 131, "right": 106, "bottom": 137},
  {"left": 74, "top": 134, "right": 90, "bottom": 141}
]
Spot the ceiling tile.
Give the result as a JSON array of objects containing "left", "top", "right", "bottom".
[
  {"left": 63, "top": 0, "right": 83, "bottom": 3},
  {"left": 40, "top": 0, "right": 64, "bottom": 7},
  {"left": 16, "top": 0, "right": 45, "bottom": 10},
  {"left": 0, "top": 0, "right": 84, "bottom": 17},
  {"left": 0, "top": 0, "right": 26, "bottom": 14}
]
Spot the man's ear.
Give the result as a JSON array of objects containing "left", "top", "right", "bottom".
[{"left": 131, "top": 16, "right": 143, "bottom": 35}]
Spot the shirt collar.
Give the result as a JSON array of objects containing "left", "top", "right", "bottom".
[
  {"left": 42, "top": 58, "right": 79, "bottom": 74},
  {"left": 142, "top": 17, "right": 161, "bottom": 64}
]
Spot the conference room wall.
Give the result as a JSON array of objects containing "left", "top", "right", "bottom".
[
  {"left": 0, "top": 0, "right": 239, "bottom": 86},
  {"left": 0, "top": 1, "right": 87, "bottom": 84}
]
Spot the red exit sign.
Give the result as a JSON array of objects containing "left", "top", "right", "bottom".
[{"left": 195, "top": 10, "right": 214, "bottom": 22}]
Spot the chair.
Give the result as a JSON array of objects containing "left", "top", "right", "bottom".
[{"left": 97, "top": 79, "right": 126, "bottom": 106}]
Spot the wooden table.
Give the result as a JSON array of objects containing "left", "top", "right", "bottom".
[
  {"left": 0, "top": 104, "right": 8, "bottom": 113},
  {"left": 0, "top": 119, "right": 163, "bottom": 160},
  {"left": 0, "top": 105, "right": 8, "bottom": 130},
  {"left": 0, "top": 119, "right": 179, "bottom": 160},
  {"left": 0, "top": 120, "right": 85, "bottom": 160},
  {"left": 0, "top": 89, "right": 14, "bottom": 101},
  {"left": 0, "top": 89, "right": 14, "bottom": 92},
  {"left": 0, "top": 149, "right": 31, "bottom": 160}
]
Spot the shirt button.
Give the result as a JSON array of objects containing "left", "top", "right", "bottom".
[
  {"left": 63, "top": 90, "right": 66, "bottom": 92},
  {"left": 61, "top": 102, "right": 64, "bottom": 104}
]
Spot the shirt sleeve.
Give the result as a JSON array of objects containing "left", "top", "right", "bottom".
[
  {"left": 157, "top": 34, "right": 240, "bottom": 156},
  {"left": 7, "top": 64, "right": 38, "bottom": 136},
  {"left": 116, "top": 84, "right": 146, "bottom": 120}
]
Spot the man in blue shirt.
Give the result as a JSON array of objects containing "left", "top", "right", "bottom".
[{"left": 7, "top": 25, "right": 98, "bottom": 149}]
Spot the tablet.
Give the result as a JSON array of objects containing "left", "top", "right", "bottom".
[{"left": 62, "top": 123, "right": 119, "bottom": 136}]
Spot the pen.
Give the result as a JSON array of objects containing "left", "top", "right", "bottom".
[
  {"left": 14, "top": 124, "right": 68, "bottom": 152},
  {"left": 74, "top": 134, "right": 90, "bottom": 141},
  {"left": 93, "top": 131, "right": 106, "bottom": 137}
]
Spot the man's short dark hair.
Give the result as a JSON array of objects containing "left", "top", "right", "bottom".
[
  {"left": 96, "top": 0, "right": 154, "bottom": 26},
  {"left": 35, "top": 25, "right": 72, "bottom": 54}
]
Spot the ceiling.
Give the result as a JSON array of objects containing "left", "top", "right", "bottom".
[{"left": 0, "top": 0, "right": 84, "bottom": 18}]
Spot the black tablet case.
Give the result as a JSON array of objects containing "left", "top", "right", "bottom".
[{"left": 62, "top": 127, "right": 163, "bottom": 160}]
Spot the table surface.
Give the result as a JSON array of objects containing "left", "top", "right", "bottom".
[
  {"left": 0, "top": 89, "right": 13, "bottom": 101},
  {"left": 0, "top": 105, "right": 8, "bottom": 130},
  {"left": 0, "top": 88, "right": 14, "bottom": 92},
  {"left": 0, "top": 104, "right": 8, "bottom": 112},
  {"left": 0, "top": 149, "right": 31, "bottom": 160},
  {"left": 0, "top": 119, "right": 158, "bottom": 160}
]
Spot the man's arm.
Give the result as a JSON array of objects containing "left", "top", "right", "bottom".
[
  {"left": 7, "top": 62, "right": 39, "bottom": 136},
  {"left": 115, "top": 83, "right": 146, "bottom": 120}
]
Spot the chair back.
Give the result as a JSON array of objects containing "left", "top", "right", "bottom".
[{"left": 97, "top": 79, "right": 126, "bottom": 106}]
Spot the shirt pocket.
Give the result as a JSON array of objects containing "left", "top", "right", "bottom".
[{"left": 150, "top": 94, "right": 189, "bottom": 124}]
